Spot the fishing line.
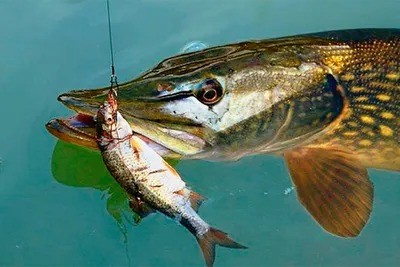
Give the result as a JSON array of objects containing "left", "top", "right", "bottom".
[
  {"left": 105, "top": 1, "right": 132, "bottom": 265},
  {"left": 106, "top": 0, "right": 119, "bottom": 95}
]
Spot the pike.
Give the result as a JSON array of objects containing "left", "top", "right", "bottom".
[{"left": 46, "top": 28, "right": 400, "bottom": 238}]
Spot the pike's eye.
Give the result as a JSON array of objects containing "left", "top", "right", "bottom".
[{"left": 196, "top": 79, "right": 223, "bottom": 105}]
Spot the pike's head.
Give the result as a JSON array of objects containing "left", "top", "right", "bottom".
[{"left": 46, "top": 37, "right": 344, "bottom": 160}]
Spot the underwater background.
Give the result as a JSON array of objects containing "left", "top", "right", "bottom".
[{"left": 1, "top": 0, "right": 399, "bottom": 266}]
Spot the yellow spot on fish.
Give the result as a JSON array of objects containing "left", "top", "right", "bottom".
[
  {"left": 361, "top": 63, "right": 373, "bottom": 71},
  {"left": 343, "top": 131, "right": 358, "bottom": 136},
  {"left": 341, "top": 73, "right": 355, "bottom": 81},
  {"left": 326, "top": 112, "right": 333, "bottom": 119},
  {"left": 386, "top": 73, "right": 400, "bottom": 80},
  {"left": 367, "top": 131, "right": 375, "bottom": 137},
  {"left": 359, "top": 139, "right": 372, "bottom": 146},
  {"left": 359, "top": 105, "right": 377, "bottom": 111},
  {"left": 350, "top": 86, "right": 365, "bottom": 93},
  {"left": 380, "top": 112, "right": 394, "bottom": 119},
  {"left": 360, "top": 115, "right": 375, "bottom": 124},
  {"left": 361, "top": 72, "right": 378, "bottom": 79},
  {"left": 376, "top": 94, "right": 391, "bottom": 101},
  {"left": 361, "top": 128, "right": 370, "bottom": 133},
  {"left": 354, "top": 96, "right": 369, "bottom": 102},
  {"left": 370, "top": 81, "right": 399, "bottom": 90},
  {"left": 379, "top": 125, "right": 393, "bottom": 136},
  {"left": 348, "top": 121, "right": 358, "bottom": 127}
]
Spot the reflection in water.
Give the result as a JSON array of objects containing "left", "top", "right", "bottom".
[
  {"left": 283, "top": 186, "right": 295, "bottom": 196},
  {"left": 50, "top": 140, "right": 179, "bottom": 242},
  {"left": 181, "top": 41, "right": 208, "bottom": 53}
]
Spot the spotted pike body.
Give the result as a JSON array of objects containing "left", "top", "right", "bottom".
[
  {"left": 196, "top": 30, "right": 400, "bottom": 166},
  {"left": 310, "top": 36, "right": 400, "bottom": 170},
  {"left": 48, "top": 28, "right": 399, "bottom": 240}
]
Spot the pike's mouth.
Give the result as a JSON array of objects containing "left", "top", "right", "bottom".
[
  {"left": 45, "top": 112, "right": 204, "bottom": 159},
  {"left": 46, "top": 114, "right": 99, "bottom": 149}
]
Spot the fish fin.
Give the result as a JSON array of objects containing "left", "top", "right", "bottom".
[
  {"left": 189, "top": 190, "right": 207, "bottom": 212},
  {"left": 197, "top": 228, "right": 247, "bottom": 267},
  {"left": 283, "top": 146, "right": 374, "bottom": 238},
  {"left": 175, "top": 188, "right": 207, "bottom": 212},
  {"left": 129, "top": 137, "right": 141, "bottom": 159},
  {"left": 162, "top": 159, "right": 181, "bottom": 179},
  {"left": 129, "top": 197, "right": 155, "bottom": 218}
]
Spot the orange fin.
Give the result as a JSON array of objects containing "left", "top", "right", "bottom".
[
  {"left": 283, "top": 146, "right": 374, "bottom": 238},
  {"left": 163, "top": 159, "right": 181, "bottom": 179},
  {"left": 197, "top": 228, "right": 247, "bottom": 267},
  {"left": 129, "top": 197, "right": 155, "bottom": 218},
  {"left": 129, "top": 137, "right": 141, "bottom": 159},
  {"left": 175, "top": 188, "right": 207, "bottom": 212},
  {"left": 189, "top": 190, "right": 207, "bottom": 212}
]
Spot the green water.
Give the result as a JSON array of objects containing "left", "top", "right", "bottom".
[{"left": 1, "top": 0, "right": 399, "bottom": 266}]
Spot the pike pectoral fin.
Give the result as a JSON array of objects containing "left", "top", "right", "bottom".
[
  {"left": 283, "top": 146, "right": 374, "bottom": 237},
  {"left": 129, "top": 197, "right": 155, "bottom": 218}
]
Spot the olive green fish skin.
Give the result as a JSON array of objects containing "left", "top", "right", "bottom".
[{"left": 57, "top": 29, "right": 399, "bottom": 168}]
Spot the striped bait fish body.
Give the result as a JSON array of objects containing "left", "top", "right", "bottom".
[{"left": 95, "top": 91, "right": 246, "bottom": 267}]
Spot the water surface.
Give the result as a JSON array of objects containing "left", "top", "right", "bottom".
[{"left": 1, "top": 0, "right": 399, "bottom": 266}]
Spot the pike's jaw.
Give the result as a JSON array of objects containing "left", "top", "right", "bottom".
[
  {"left": 46, "top": 114, "right": 98, "bottom": 150},
  {"left": 45, "top": 113, "right": 183, "bottom": 159}
]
